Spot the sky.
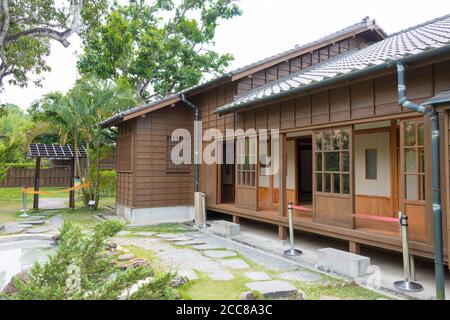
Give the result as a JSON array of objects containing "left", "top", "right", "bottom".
[{"left": 2, "top": 0, "right": 450, "bottom": 110}]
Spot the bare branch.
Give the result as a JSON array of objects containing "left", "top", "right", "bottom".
[{"left": 4, "top": 0, "right": 84, "bottom": 48}]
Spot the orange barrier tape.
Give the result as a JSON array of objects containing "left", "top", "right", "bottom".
[{"left": 21, "top": 182, "right": 91, "bottom": 195}]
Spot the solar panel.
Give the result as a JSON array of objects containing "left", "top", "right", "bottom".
[{"left": 28, "top": 144, "right": 87, "bottom": 159}]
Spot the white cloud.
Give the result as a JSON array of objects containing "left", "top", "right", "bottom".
[{"left": 2, "top": 0, "right": 450, "bottom": 110}]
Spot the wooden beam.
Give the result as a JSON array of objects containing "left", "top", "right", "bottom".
[
  {"left": 390, "top": 119, "right": 399, "bottom": 214},
  {"left": 349, "top": 241, "right": 361, "bottom": 254},
  {"left": 278, "top": 225, "right": 287, "bottom": 241},
  {"left": 278, "top": 133, "right": 287, "bottom": 217},
  {"left": 33, "top": 157, "right": 41, "bottom": 210},
  {"left": 233, "top": 215, "right": 240, "bottom": 224}
]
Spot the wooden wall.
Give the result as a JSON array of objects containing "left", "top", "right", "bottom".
[
  {"left": 117, "top": 105, "right": 195, "bottom": 209},
  {"left": 117, "top": 120, "right": 136, "bottom": 208}
]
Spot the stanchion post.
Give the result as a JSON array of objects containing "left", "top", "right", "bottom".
[
  {"left": 198, "top": 192, "right": 211, "bottom": 229},
  {"left": 284, "top": 202, "right": 303, "bottom": 257},
  {"left": 21, "top": 186, "right": 28, "bottom": 217},
  {"left": 393, "top": 211, "right": 423, "bottom": 292}
]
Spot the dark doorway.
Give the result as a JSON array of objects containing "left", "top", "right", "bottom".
[
  {"left": 221, "top": 140, "right": 235, "bottom": 204},
  {"left": 297, "top": 137, "right": 313, "bottom": 204}
]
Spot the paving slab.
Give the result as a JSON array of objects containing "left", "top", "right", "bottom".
[
  {"left": 17, "top": 220, "right": 45, "bottom": 225},
  {"left": 26, "top": 227, "right": 51, "bottom": 234},
  {"left": 245, "top": 272, "right": 272, "bottom": 281},
  {"left": 133, "top": 231, "right": 156, "bottom": 237},
  {"left": 117, "top": 231, "right": 132, "bottom": 236},
  {"left": 174, "top": 239, "right": 207, "bottom": 246},
  {"left": 2, "top": 226, "right": 26, "bottom": 234},
  {"left": 245, "top": 280, "right": 298, "bottom": 299},
  {"left": 203, "top": 250, "right": 237, "bottom": 258},
  {"left": 219, "top": 259, "right": 250, "bottom": 270},
  {"left": 208, "top": 270, "right": 234, "bottom": 281},
  {"left": 165, "top": 236, "right": 193, "bottom": 242},
  {"left": 19, "top": 215, "right": 47, "bottom": 221},
  {"left": 178, "top": 270, "right": 198, "bottom": 280},
  {"left": 156, "top": 233, "right": 182, "bottom": 239},
  {"left": 278, "top": 271, "right": 322, "bottom": 283},
  {"left": 192, "top": 244, "right": 223, "bottom": 250}
]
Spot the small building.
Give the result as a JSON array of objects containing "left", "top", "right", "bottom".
[{"left": 102, "top": 16, "right": 450, "bottom": 266}]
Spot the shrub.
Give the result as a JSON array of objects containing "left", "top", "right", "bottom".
[
  {"left": 99, "top": 170, "right": 117, "bottom": 197},
  {"left": 1, "top": 220, "right": 175, "bottom": 300}
]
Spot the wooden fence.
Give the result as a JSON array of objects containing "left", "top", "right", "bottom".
[{"left": 0, "top": 166, "right": 71, "bottom": 188}]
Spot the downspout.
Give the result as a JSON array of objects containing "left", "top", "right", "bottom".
[
  {"left": 397, "top": 62, "right": 446, "bottom": 300},
  {"left": 181, "top": 93, "right": 200, "bottom": 193}
]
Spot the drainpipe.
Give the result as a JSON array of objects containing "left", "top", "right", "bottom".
[
  {"left": 181, "top": 93, "right": 200, "bottom": 193},
  {"left": 397, "top": 62, "right": 446, "bottom": 300}
]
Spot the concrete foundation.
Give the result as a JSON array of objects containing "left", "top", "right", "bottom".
[
  {"left": 116, "top": 204, "right": 194, "bottom": 225},
  {"left": 211, "top": 220, "right": 240, "bottom": 237},
  {"left": 318, "top": 248, "right": 371, "bottom": 278}
]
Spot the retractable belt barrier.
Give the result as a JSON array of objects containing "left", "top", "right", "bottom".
[
  {"left": 287, "top": 203, "right": 424, "bottom": 292},
  {"left": 21, "top": 182, "right": 91, "bottom": 195}
]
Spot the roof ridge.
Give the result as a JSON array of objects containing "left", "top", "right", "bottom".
[
  {"left": 388, "top": 13, "right": 450, "bottom": 37},
  {"left": 229, "top": 16, "right": 385, "bottom": 76},
  {"left": 233, "top": 49, "right": 358, "bottom": 100}
]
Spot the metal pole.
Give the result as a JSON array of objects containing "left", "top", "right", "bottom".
[
  {"left": 20, "top": 186, "right": 28, "bottom": 217},
  {"left": 198, "top": 192, "right": 211, "bottom": 229},
  {"left": 397, "top": 63, "right": 445, "bottom": 299},
  {"left": 284, "top": 202, "right": 302, "bottom": 257},
  {"left": 394, "top": 211, "right": 423, "bottom": 292}
]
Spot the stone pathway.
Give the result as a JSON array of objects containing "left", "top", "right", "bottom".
[
  {"left": 111, "top": 230, "right": 327, "bottom": 299},
  {"left": 39, "top": 198, "right": 68, "bottom": 210}
]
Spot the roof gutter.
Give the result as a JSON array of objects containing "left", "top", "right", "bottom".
[
  {"left": 397, "top": 62, "right": 446, "bottom": 301},
  {"left": 181, "top": 93, "right": 201, "bottom": 194},
  {"left": 214, "top": 44, "right": 450, "bottom": 115}
]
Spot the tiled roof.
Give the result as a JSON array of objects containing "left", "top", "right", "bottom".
[
  {"left": 215, "top": 14, "right": 450, "bottom": 114},
  {"left": 101, "top": 17, "right": 382, "bottom": 127},
  {"left": 228, "top": 16, "right": 386, "bottom": 76}
]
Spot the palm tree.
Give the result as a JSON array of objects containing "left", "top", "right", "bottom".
[{"left": 32, "top": 77, "right": 137, "bottom": 208}]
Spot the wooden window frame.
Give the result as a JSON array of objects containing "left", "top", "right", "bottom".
[
  {"left": 402, "top": 120, "right": 426, "bottom": 202},
  {"left": 314, "top": 127, "right": 351, "bottom": 197},
  {"left": 236, "top": 136, "right": 257, "bottom": 188},
  {"left": 365, "top": 148, "right": 377, "bottom": 180},
  {"left": 166, "top": 136, "right": 191, "bottom": 174}
]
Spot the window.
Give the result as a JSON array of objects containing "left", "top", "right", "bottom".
[
  {"left": 403, "top": 120, "right": 425, "bottom": 201},
  {"left": 117, "top": 134, "right": 133, "bottom": 172},
  {"left": 314, "top": 128, "right": 350, "bottom": 194},
  {"left": 166, "top": 136, "right": 190, "bottom": 174},
  {"left": 365, "top": 149, "right": 377, "bottom": 180},
  {"left": 236, "top": 137, "right": 256, "bottom": 187}
]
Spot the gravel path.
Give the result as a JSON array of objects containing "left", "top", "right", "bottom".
[{"left": 114, "top": 237, "right": 234, "bottom": 280}]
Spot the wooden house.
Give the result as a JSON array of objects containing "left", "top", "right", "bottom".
[{"left": 102, "top": 15, "right": 450, "bottom": 267}]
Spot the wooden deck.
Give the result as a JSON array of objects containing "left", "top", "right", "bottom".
[{"left": 209, "top": 203, "right": 446, "bottom": 262}]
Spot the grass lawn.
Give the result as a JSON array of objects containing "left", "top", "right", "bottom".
[
  {"left": 124, "top": 240, "right": 390, "bottom": 300},
  {"left": 0, "top": 186, "right": 117, "bottom": 229}
]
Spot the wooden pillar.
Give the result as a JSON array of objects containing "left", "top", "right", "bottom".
[
  {"left": 233, "top": 215, "right": 240, "bottom": 224},
  {"left": 33, "top": 157, "right": 41, "bottom": 210},
  {"left": 278, "top": 133, "right": 287, "bottom": 217},
  {"left": 69, "top": 158, "right": 75, "bottom": 209},
  {"left": 278, "top": 225, "right": 287, "bottom": 241},
  {"left": 278, "top": 132, "right": 287, "bottom": 241},
  {"left": 390, "top": 119, "right": 399, "bottom": 214},
  {"left": 349, "top": 241, "right": 360, "bottom": 254}
]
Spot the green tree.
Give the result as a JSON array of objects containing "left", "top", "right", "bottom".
[
  {"left": 32, "top": 77, "right": 136, "bottom": 208},
  {"left": 78, "top": 0, "right": 242, "bottom": 100},
  {"left": 0, "top": 103, "right": 32, "bottom": 178},
  {"left": 1, "top": 220, "right": 175, "bottom": 300},
  {"left": 0, "top": 0, "right": 108, "bottom": 90}
]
